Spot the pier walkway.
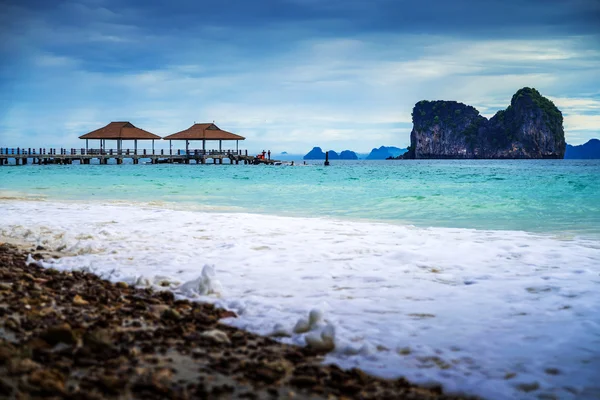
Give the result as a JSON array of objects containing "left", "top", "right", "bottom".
[{"left": 0, "top": 148, "right": 280, "bottom": 166}]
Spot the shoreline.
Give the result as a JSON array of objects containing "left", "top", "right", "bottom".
[
  {"left": 2, "top": 196, "right": 599, "bottom": 241},
  {"left": 0, "top": 241, "right": 471, "bottom": 399},
  {"left": 1, "top": 199, "right": 599, "bottom": 398}
]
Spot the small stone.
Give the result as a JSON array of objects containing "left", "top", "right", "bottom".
[
  {"left": 0, "top": 344, "right": 15, "bottom": 364},
  {"left": 73, "top": 294, "right": 89, "bottom": 306},
  {"left": 251, "top": 362, "right": 287, "bottom": 384},
  {"left": 544, "top": 367, "right": 561, "bottom": 375},
  {"left": 83, "top": 329, "right": 114, "bottom": 353},
  {"left": 28, "top": 368, "right": 65, "bottom": 394},
  {"left": 8, "top": 358, "right": 41, "bottom": 375},
  {"left": 504, "top": 372, "right": 517, "bottom": 380},
  {"left": 0, "top": 282, "right": 11, "bottom": 291},
  {"left": 40, "top": 323, "right": 77, "bottom": 346},
  {"left": 4, "top": 318, "right": 19, "bottom": 331},
  {"left": 98, "top": 374, "right": 127, "bottom": 394},
  {"left": 340, "top": 382, "right": 363, "bottom": 395},
  {"left": 290, "top": 376, "right": 318, "bottom": 388},
  {"left": 397, "top": 347, "right": 412, "bottom": 356},
  {"left": 115, "top": 282, "right": 129, "bottom": 289},
  {"left": 157, "top": 290, "right": 175, "bottom": 303},
  {"left": 516, "top": 381, "right": 540, "bottom": 392},
  {"left": 219, "top": 310, "right": 237, "bottom": 319},
  {"left": 151, "top": 368, "right": 173, "bottom": 392},
  {"left": 0, "top": 379, "right": 12, "bottom": 396},
  {"left": 161, "top": 308, "right": 181, "bottom": 321},
  {"left": 200, "top": 329, "right": 231, "bottom": 344},
  {"left": 36, "top": 245, "right": 46, "bottom": 251}
]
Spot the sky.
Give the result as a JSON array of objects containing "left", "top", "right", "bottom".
[{"left": 1, "top": 0, "right": 599, "bottom": 154}]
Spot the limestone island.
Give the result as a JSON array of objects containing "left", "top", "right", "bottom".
[
  {"left": 404, "top": 87, "right": 566, "bottom": 159},
  {"left": 303, "top": 147, "right": 358, "bottom": 160}
]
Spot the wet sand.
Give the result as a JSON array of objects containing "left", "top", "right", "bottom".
[{"left": 0, "top": 242, "right": 473, "bottom": 399}]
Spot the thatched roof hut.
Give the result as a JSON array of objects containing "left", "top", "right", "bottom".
[
  {"left": 163, "top": 123, "right": 245, "bottom": 153},
  {"left": 79, "top": 122, "right": 160, "bottom": 152}
]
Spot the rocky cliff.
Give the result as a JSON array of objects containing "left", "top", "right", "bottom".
[{"left": 405, "top": 88, "right": 566, "bottom": 159}]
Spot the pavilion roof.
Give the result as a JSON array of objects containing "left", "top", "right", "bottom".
[
  {"left": 79, "top": 122, "right": 161, "bottom": 140},
  {"left": 163, "top": 123, "right": 245, "bottom": 141}
]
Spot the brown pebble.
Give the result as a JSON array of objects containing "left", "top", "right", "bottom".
[
  {"left": 73, "top": 294, "right": 89, "bottom": 306},
  {"left": 0, "top": 378, "right": 13, "bottom": 396},
  {"left": 8, "top": 358, "right": 41, "bottom": 375},
  {"left": 28, "top": 368, "right": 66, "bottom": 394},
  {"left": 290, "top": 375, "right": 318, "bottom": 388},
  {"left": 0, "top": 343, "right": 16, "bottom": 364},
  {"left": 219, "top": 310, "right": 238, "bottom": 319},
  {"left": 83, "top": 329, "right": 114, "bottom": 353},
  {"left": 163, "top": 308, "right": 183, "bottom": 322},
  {"left": 40, "top": 323, "right": 77, "bottom": 346}
]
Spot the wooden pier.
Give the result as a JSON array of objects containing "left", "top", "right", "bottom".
[{"left": 0, "top": 148, "right": 280, "bottom": 166}]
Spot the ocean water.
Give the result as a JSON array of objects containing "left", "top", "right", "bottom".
[{"left": 1, "top": 160, "right": 599, "bottom": 399}]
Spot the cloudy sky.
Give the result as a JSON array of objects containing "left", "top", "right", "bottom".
[{"left": 1, "top": 0, "right": 599, "bottom": 153}]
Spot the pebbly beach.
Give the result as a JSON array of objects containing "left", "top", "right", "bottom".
[{"left": 0, "top": 241, "right": 470, "bottom": 399}]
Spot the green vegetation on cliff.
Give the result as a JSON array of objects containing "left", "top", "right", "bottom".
[{"left": 406, "top": 87, "right": 566, "bottom": 159}]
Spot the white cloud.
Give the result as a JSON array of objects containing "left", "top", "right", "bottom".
[
  {"left": 2, "top": 32, "right": 599, "bottom": 151},
  {"left": 550, "top": 97, "right": 600, "bottom": 112},
  {"left": 564, "top": 114, "right": 600, "bottom": 132}
]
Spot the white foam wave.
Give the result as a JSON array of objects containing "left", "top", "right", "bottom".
[{"left": 1, "top": 199, "right": 599, "bottom": 399}]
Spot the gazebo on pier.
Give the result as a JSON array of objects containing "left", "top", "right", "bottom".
[
  {"left": 162, "top": 123, "right": 245, "bottom": 156},
  {"left": 79, "top": 122, "right": 161, "bottom": 155}
]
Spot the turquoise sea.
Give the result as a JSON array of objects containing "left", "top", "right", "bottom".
[
  {"left": 2, "top": 159, "right": 600, "bottom": 399},
  {"left": 1, "top": 159, "right": 599, "bottom": 237}
]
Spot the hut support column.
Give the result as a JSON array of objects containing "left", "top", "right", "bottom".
[
  {"left": 219, "top": 140, "right": 222, "bottom": 153},
  {"left": 85, "top": 139, "right": 88, "bottom": 154},
  {"left": 186, "top": 140, "right": 189, "bottom": 155},
  {"left": 202, "top": 139, "right": 205, "bottom": 153},
  {"left": 134, "top": 140, "right": 137, "bottom": 155},
  {"left": 152, "top": 140, "right": 155, "bottom": 155},
  {"left": 169, "top": 140, "right": 172, "bottom": 156},
  {"left": 236, "top": 140, "right": 238, "bottom": 153}
]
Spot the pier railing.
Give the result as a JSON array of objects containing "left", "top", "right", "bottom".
[{"left": 0, "top": 148, "right": 247, "bottom": 157}]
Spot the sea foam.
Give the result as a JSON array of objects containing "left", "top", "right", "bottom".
[{"left": 1, "top": 199, "right": 599, "bottom": 399}]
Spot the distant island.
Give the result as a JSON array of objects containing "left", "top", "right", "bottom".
[
  {"left": 366, "top": 146, "right": 407, "bottom": 160},
  {"left": 565, "top": 139, "right": 600, "bottom": 159},
  {"left": 303, "top": 146, "right": 409, "bottom": 160},
  {"left": 303, "top": 147, "right": 358, "bottom": 160},
  {"left": 403, "top": 87, "right": 566, "bottom": 159}
]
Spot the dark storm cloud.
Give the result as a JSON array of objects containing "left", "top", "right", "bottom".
[{"left": 0, "top": 0, "right": 599, "bottom": 149}]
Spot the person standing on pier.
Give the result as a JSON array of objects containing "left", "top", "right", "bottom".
[{"left": 267, "top": 150, "right": 271, "bottom": 160}]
